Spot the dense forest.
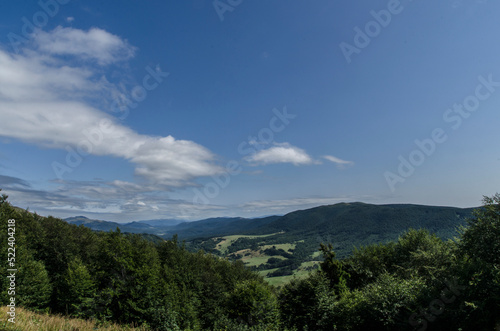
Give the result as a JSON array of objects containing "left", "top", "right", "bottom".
[{"left": 1, "top": 190, "right": 499, "bottom": 330}]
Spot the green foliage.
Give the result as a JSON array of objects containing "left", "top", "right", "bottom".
[
  {"left": 343, "top": 241, "right": 395, "bottom": 289},
  {"left": 460, "top": 193, "right": 500, "bottom": 265},
  {"left": 333, "top": 274, "right": 426, "bottom": 330},
  {"left": 62, "top": 257, "right": 96, "bottom": 317},
  {"left": 15, "top": 248, "right": 52, "bottom": 310},
  {"left": 279, "top": 271, "right": 337, "bottom": 330},
  {"left": 319, "top": 243, "right": 349, "bottom": 295},
  {"left": 226, "top": 279, "right": 280, "bottom": 328},
  {"left": 454, "top": 194, "right": 500, "bottom": 329},
  {"left": 392, "top": 229, "right": 456, "bottom": 282}
]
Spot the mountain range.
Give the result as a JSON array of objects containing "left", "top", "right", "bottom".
[
  {"left": 65, "top": 202, "right": 475, "bottom": 254},
  {"left": 64, "top": 215, "right": 280, "bottom": 238}
]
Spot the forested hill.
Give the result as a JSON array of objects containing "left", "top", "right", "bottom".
[
  {"left": 246, "top": 202, "right": 474, "bottom": 247},
  {"left": 251, "top": 202, "right": 473, "bottom": 235}
]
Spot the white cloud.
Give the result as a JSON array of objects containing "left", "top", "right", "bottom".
[
  {"left": 0, "top": 27, "right": 222, "bottom": 187},
  {"left": 246, "top": 143, "right": 314, "bottom": 166},
  {"left": 0, "top": 50, "right": 95, "bottom": 102},
  {"left": 128, "top": 136, "right": 221, "bottom": 186},
  {"left": 323, "top": 155, "right": 354, "bottom": 168},
  {"left": 33, "top": 26, "right": 135, "bottom": 65}
]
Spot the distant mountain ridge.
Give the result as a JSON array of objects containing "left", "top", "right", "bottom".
[
  {"left": 65, "top": 216, "right": 158, "bottom": 233},
  {"left": 250, "top": 202, "right": 474, "bottom": 237},
  {"left": 64, "top": 215, "right": 281, "bottom": 238},
  {"left": 64, "top": 202, "right": 475, "bottom": 246},
  {"left": 137, "top": 219, "right": 185, "bottom": 227}
]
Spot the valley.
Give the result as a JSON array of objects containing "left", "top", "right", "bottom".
[{"left": 66, "top": 202, "right": 475, "bottom": 286}]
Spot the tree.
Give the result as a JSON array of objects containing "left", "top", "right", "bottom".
[
  {"left": 333, "top": 273, "right": 426, "bottom": 330},
  {"left": 0, "top": 193, "right": 52, "bottom": 310},
  {"left": 62, "top": 257, "right": 96, "bottom": 317},
  {"left": 392, "top": 229, "right": 455, "bottom": 282},
  {"left": 279, "top": 271, "right": 336, "bottom": 330},
  {"left": 344, "top": 241, "right": 395, "bottom": 289},
  {"left": 226, "top": 279, "right": 280, "bottom": 328},
  {"left": 456, "top": 194, "right": 500, "bottom": 329},
  {"left": 460, "top": 194, "right": 500, "bottom": 265},
  {"left": 319, "top": 243, "right": 349, "bottom": 295},
  {"left": 16, "top": 247, "right": 52, "bottom": 310},
  {"left": 93, "top": 230, "right": 157, "bottom": 324}
]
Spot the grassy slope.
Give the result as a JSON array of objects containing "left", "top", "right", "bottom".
[
  {"left": 0, "top": 307, "right": 148, "bottom": 331},
  {"left": 211, "top": 234, "right": 318, "bottom": 286},
  {"left": 215, "top": 233, "right": 278, "bottom": 254}
]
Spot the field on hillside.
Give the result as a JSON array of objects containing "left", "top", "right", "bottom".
[
  {"left": 204, "top": 233, "right": 321, "bottom": 286},
  {"left": 214, "top": 233, "right": 278, "bottom": 254},
  {"left": 259, "top": 260, "right": 321, "bottom": 286}
]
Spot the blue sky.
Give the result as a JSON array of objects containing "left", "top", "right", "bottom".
[{"left": 0, "top": 0, "right": 499, "bottom": 222}]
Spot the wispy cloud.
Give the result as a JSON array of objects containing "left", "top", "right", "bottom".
[
  {"left": 0, "top": 26, "right": 222, "bottom": 187},
  {"left": 245, "top": 142, "right": 315, "bottom": 166},
  {"left": 33, "top": 26, "right": 135, "bottom": 65},
  {"left": 0, "top": 175, "right": 31, "bottom": 187},
  {"left": 0, "top": 178, "right": 194, "bottom": 221},
  {"left": 323, "top": 155, "right": 354, "bottom": 168}
]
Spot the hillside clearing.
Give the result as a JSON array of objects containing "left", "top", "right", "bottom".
[{"left": 214, "top": 233, "right": 281, "bottom": 254}]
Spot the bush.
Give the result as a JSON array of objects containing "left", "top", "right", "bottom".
[
  {"left": 332, "top": 273, "right": 427, "bottom": 330},
  {"left": 226, "top": 279, "right": 280, "bottom": 328},
  {"left": 279, "top": 272, "right": 337, "bottom": 330}
]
